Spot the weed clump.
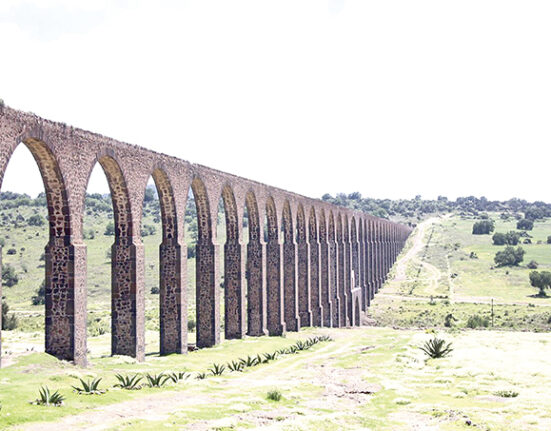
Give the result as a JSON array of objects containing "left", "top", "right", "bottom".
[{"left": 267, "top": 389, "right": 282, "bottom": 401}]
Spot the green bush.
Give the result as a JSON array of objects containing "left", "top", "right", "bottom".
[
  {"left": 466, "top": 314, "right": 490, "bottom": 329},
  {"left": 266, "top": 389, "right": 282, "bottom": 401},
  {"left": 27, "top": 214, "right": 45, "bottom": 226},
  {"left": 517, "top": 219, "right": 534, "bottom": 231},
  {"left": 2, "top": 264, "right": 19, "bottom": 287},
  {"left": 529, "top": 271, "right": 551, "bottom": 297},
  {"left": 494, "top": 246, "right": 525, "bottom": 267},
  {"left": 472, "top": 220, "right": 494, "bottom": 235},
  {"left": 1, "top": 300, "right": 18, "bottom": 330},
  {"left": 32, "top": 280, "right": 46, "bottom": 305},
  {"left": 104, "top": 222, "right": 115, "bottom": 236}
]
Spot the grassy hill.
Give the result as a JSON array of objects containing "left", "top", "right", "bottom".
[{"left": 370, "top": 213, "right": 551, "bottom": 331}]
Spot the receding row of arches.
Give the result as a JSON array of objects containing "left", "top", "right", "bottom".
[{"left": 0, "top": 132, "right": 410, "bottom": 367}]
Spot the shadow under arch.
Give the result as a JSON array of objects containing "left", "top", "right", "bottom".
[
  {"left": 219, "top": 184, "right": 244, "bottom": 339},
  {"left": 244, "top": 190, "right": 266, "bottom": 336},
  {"left": 265, "top": 196, "right": 285, "bottom": 335}
]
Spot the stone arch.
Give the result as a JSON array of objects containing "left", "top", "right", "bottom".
[
  {"left": 150, "top": 167, "right": 185, "bottom": 355},
  {"left": 219, "top": 184, "right": 244, "bottom": 339},
  {"left": 296, "top": 204, "right": 311, "bottom": 327},
  {"left": 328, "top": 211, "right": 340, "bottom": 327},
  {"left": 89, "top": 155, "right": 143, "bottom": 359},
  {"left": 265, "top": 196, "right": 285, "bottom": 335},
  {"left": 282, "top": 200, "right": 299, "bottom": 331},
  {"left": 244, "top": 190, "right": 265, "bottom": 336},
  {"left": 97, "top": 155, "right": 133, "bottom": 239},
  {"left": 0, "top": 139, "right": 82, "bottom": 364},
  {"left": 336, "top": 213, "right": 347, "bottom": 327},
  {"left": 308, "top": 206, "right": 322, "bottom": 326},
  {"left": 151, "top": 168, "right": 178, "bottom": 241},
  {"left": 318, "top": 208, "right": 332, "bottom": 327},
  {"left": 190, "top": 177, "right": 212, "bottom": 243},
  {"left": 190, "top": 176, "right": 219, "bottom": 348}
]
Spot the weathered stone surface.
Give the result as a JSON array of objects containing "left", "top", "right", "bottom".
[{"left": 0, "top": 105, "right": 411, "bottom": 366}]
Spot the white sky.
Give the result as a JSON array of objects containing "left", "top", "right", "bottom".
[{"left": 0, "top": 0, "right": 550, "bottom": 201}]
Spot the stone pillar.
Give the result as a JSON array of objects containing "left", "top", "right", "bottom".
[
  {"left": 196, "top": 239, "right": 220, "bottom": 348},
  {"left": 246, "top": 237, "right": 267, "bottom": 336},
  {"left": 359, "top": 222, "right": 367, "bottom": 311},
  {"left": 111, "top": 238, "right": 145, "bottom": 361},
  {"left": 224, "top": 238, "right": 244, "bottom": 339},
  {"left": 159, "top": 239, "right": 186, "bottom": 355},
  {"left": 329, "top": 226, "right": 340, "bottom": 327},
  {"left": 336, "top": 226, "right": 347, "bottom": 327},
  {"left": 297, "top": 235, "right": 312, "bottom": 327},
  {"left": 266, "top": 239, "right": 285, "bottom": 336},
  {"left": 319, "top": 223, "right": 332, "bottom": 328},
  {"left": 283, "top": 234, "right": 300, "bottom": 332},
  {"left": 309, "top": 231, "right": 323, "bottom": 326},
  {"left": 343, "top": 226, "right": 352, "bottom": 327}
]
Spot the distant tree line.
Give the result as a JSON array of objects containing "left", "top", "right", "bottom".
[{"left": 321, "top": 193, "right": 551, "bottom": 222}]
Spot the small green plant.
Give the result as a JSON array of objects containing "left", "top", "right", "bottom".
[
  {"left": 115, "top": 374, "right": 143, "bottom": 390},
  {"left": 167, "top": 371, "right": 190, "bottom": 383},
  {"left": 286, "top": 345, "right": 299, "bottom": 354},
  {"left": 466, "top": 314, "right": 490, "bottom": 329},
  {"left": 295, "top": 340, "right": 308, "bottom": 351},
  {"left": 419, "top": 337, "right": 453, "bottom": 359},
  {"left": 263, "top": 352, "right": 278, "bottom": 362},
  {"left": 494, "top": 390, "right": 519, "bottom": 398},
  {"left": 239, "top": 355, "right": 259, "bottom": 367},
  {"left": 227, "top": 360, "right": 244, "bottom": 372},
  {"left": 208, "top": 363, "right": 226, "bottom": 376},
  {"left": 144, "top": 373, "right": 170, "bottom": 388},
  {"left": 32, "top": 386, "right": 65, "bottom": 406},
  {"left": 196, "top": 372, "right": 207, "bottom": 380},
  {"left": 267, "top": 389, "right": 282, "bottom": 401},
  {"left": 72, "top": 377, "right": 105, "bottom": 395}
]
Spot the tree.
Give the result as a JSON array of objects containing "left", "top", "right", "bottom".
[
  {"left": 492, "top": 232, "right": 506, "bottom": 245},
  {"left": 2, "top": 264, "right": 19, "bottom": 287},
  {"left": 27, "top": 214, "right": 45, "bottom": 226},
  {"left": 144, "top": 185, "right": 156, "bottom": 202},
  {"left": 104, "top": 222, "right": 115, "bottom": 236},
  {"left": 32, "top": 280, "right": 46, "bottom": 305},
  {"left": 527, "top": 260, "right": 538, "bottom": 269},
  {"left": 529, "top": 271, "right": 551, "bottom": 296},
  {"left": 517, "top": 219, "right": 534, "bottom": 231},
  {"left": 525, "top": 206, "right": 544, "bottom": 221},
  {"left": 504, "top": 231, "right": 520, "bottom": 245},
  {"left": 547, "top": 235, "right": 551, "bottom": 244},
  {"left": 1, "top": 300, "right": 18, "bottom": 330},
  {"left": 472, "top": 220, "right": 494, "bottom": 235},
  {"left": 494, "top": 246, "right": 525, "bottom": 267}
]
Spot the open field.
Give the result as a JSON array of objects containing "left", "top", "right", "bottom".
[
  {"left": 373, "top": 213, "right": 551, "bottom": 332},
  {"left": 2, "top": 326, "right": 551, "bottom": 430}
]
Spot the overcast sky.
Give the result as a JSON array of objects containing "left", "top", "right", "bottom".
[{"left": 0, "top": 0, "right": 550, "bottom": 202}]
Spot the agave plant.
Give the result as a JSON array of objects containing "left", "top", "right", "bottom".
[
  {"left": 196, "top": 372, "right": 208, "bottom": 380},
  {"left": 144, "top": 372, "right": 170, "bottom": 388},
  {"left": 115, "top": 373, "right": 143, "bottom": 390},
  {"left": 208, "top": 363, "right": 226, "bottom": 376},
  {"left": 72, "top": 377, "right": 105, "bottom": 395},
  {"left": 276, "top": 348, "right": 288, "bottom": 356},
  {"left": 167, "top": 371, "right": 190, "bottom": 383},
  {"left": 32, "top": 386, "right": 65, "bottom": 406},
  {"left": 227, "top": 360, "right": 244, "bottom": 372},
  {"left": 419, "top": 337, "right": 453, "bottom": 359},
  {"left": 256, "top": 353, "right": 265, "bottom": 364},
  {"left": 295, "top": 340, "right": 308, "bottom": 351},
  {"left": 239, "top": 355, "right": 258, "bottom": 368},
  {"left": 286, "top": 345, "right": 298, "bottom": 354},
  {"left": 263, "top": 352, "right": 278, "bottom": 362}
]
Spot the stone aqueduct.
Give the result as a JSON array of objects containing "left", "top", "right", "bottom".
[{"left": 0, "top": 105, "right": 411, "bottom": 367}]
